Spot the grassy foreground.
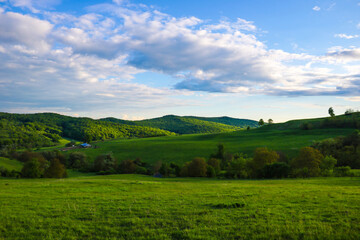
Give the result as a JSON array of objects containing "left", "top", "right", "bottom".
[
  {"left": 0, "top": 175, "right": 359, "bottom": 239},
  {"left": 69, "top": 128, "right": 354, "bottom": 164}
]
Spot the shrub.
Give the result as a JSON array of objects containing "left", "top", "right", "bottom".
[
  {"left": 118, "top": 159, "right": 136, "bottom": 174},
  {"left": 21, "top": 159, "right": 42, "bottom": 178},
  {"left": 135, "top": 166, "right": 147, "bottom": 175},
  {"left": 206, "top": 165, "right": 216, "bottom": 178},
  {"left": 333, "top": 166, "right": 352, "bottom": 177},
  {"left": 181, "top": 157, "right": 207, "bottom": 177},
  {"left": 94, "top": 153, "right": 117, "bottom": 172},
  {"left": 263, "top": 162, "right": 290, "bottom": 179},
  {"left": 292, "top": 147, "right": 323, "bottom": 177},
  {"left": 68, "top": 152, "right": 87, "bottom": 170},
  {"left": 207, "top": 158, "right": 221, "bottom": 174},
  {"left": 225, "top": 157, "right": 249, "bottom": 179},
  {"left": 44, "top": 158, "right": 67, "bottom": 178},
  {"left": 320, "top": 155, "right": 337, "bottom": 174},
  {"left": 252, "top": 147, "right": 279, "bottom": 177}
]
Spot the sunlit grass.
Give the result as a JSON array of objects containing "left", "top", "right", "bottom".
[{"left": 0, "top": 175, "right": 359, "bottom": 239}]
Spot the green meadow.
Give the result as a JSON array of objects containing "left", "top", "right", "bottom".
[
  {"left": 69, "top": 128, "right": 354, "bottom": 165},
  {"left": 0, "top": 175, "right": 359, "bottom": 240}
]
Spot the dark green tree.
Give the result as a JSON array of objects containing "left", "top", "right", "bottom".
[
  {"left": 258, "top": 119, "right": 265, "bottom": 126},
  {"left": 21, "top": 159, "right": 42, "bottom": 178},
  {"left": 44, "top": 158, "right": 67, "bottom": 178},
  {"left": 292, "top": 147, "right": 324, "bottom": 177},
  {"left": 328, "top": 107, "right": 335, "bottom": 117}
]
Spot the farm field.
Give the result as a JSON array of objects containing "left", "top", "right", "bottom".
[
  {"left": 0, "top": 175, "right": 359, "bottom": 239},
  {"left": 67, "top": 128, "right": 355, "bottom": 165}
]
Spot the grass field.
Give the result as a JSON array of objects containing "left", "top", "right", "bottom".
[
  {"left": 0, "top": 157, "right": 23, "bottom": 171},
  {"left": 0, "top": 175, "right": 359, "bottom": 239},
  {"left": 66, "top": 128, "right": 355, "bottom": 165}
]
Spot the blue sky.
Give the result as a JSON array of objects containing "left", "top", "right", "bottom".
[{"left": 0, "top": 0, "right": 360, "bottom": 122}]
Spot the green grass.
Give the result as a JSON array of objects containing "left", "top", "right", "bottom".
[
  {"left": 0, "top": 175, "right": 359, "bottom": 239},
  {"left": 67, "top": 128, "right": 355, "bottom": 165},
  {"left": 0, "top": 157, "right": 23, "bottom": 171}
]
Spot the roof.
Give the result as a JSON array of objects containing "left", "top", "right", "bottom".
[{"left": 80, "top": 143, "right": 91, "bottom": 147}]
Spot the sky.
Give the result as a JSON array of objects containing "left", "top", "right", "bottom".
[{"left": 0, "top": 0, "right": 360, "bottom": 122}]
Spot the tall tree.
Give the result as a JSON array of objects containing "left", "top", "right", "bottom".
[
  {"left": 268, "top": 119, "right": 274, "bottom": 124},
  {"left": 328, "top": 107, "right": 335, "bottom": 117},
  {"left": 258, "top": 119, "right": 265, "bottom": 126},
  {"left": 44, "top": 158, "right": 67, "bottom": 178}
]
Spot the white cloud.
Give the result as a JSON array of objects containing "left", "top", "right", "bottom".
[
  {"left": 0, "top": 11, "right": 52, "bottom": 53},
  {"left": 334, "top": 33, "right": 359, "bottom": 39},
  {"left": 313, "top": 6, "right": 321, "bottom": 11},
  {"left": 1, "top": 2, "right": 360, "bottom": 117}
]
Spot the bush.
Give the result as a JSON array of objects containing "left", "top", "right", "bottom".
[
  {"left": 181, "top": 157, "right": 207, "bottom": 177},
  {"left": 263, "top": 162, "right": 290, "bottom": 179},
  {"left": 320, "top": 155, "right": 337, "bottom": 175},
  {"left": 252, "top": 147, "right": 279, "bottom": 177},
  {"left": 206, "top": 165, "right": 216, "bottom": 178},
  {"left": 68, "top": 152, "right": 87, "bottom": 170},
  {"left": 118, "top": 159, "right": 136, "bottom": 174},
  {"left": 94, "top": 153, "right": 117, "bottom": 172},
  {"left": 333, "top": 166, "right": 352, "bottom": 177},
  {"left": 135, "top": 166, "right": 148, "bottom": 175},
  {"left": 208, "top": 158, "right": 221, "bottom": 174},
  {"left": 225, "top": 157, "right": 249, "bottom": 179},
  {"left": 21, "top": 159, "right": 42, "bottom": 178},
  {"left": 44, "top": 158, "right": 67, "bottom": 178},
  {"left": 292, "top": 147, "right": 323, "bottom": 177}
]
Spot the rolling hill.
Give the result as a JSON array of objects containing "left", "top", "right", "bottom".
[
  {"left": 0, "top": 112, "right": 175, "bottom": 149},
  {"left": 101, "top": 115, "right": 257, "bottom": 134}
]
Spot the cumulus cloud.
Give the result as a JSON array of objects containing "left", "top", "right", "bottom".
[
  {"left": 313, "top": 6, "right": 321, "bottom": 11},
  {"left": 1, "top": 1, "right": 360, "bottom": 117},
  {"left": 334, "top": 33, "right": 359, "bottom": 39},
  {"left": 0, "top": 11, "right": 52, "bottom": 53}
]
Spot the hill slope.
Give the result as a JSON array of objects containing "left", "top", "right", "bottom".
[
  {"left": 101, "top": 115, "right": 256, "bottom": 134},
  {"left": 185, "top": 116, "right": 259, "bottom": 128},
  {"left": 69, "top": 127, "right": 355, "bottom": 165},
  {"left": 0, "top": 112, "right": 175, "bottom": 149},
  {"left": 262, "top": 112, "right": 360, "bottom": 130}
]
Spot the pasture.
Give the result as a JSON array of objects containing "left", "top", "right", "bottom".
[
  {"left": 0, "top": 175, "right": 359, "bottom": 239},
  {"left": 67, "top": 128, "right": 355, "bottom": 165}
]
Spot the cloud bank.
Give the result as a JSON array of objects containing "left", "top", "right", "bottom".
[{"left": 1, "top": 0, "right": 360, "bottom": 116}]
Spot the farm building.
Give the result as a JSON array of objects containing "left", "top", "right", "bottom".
[{"left": 80, "top": 143, "right": 91, "bottom": 148}]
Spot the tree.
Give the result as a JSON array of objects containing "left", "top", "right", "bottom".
[
  {"left": 181, "top": 157, "right": 207, "bottom": 177},
  {"left": 208, "top": 158, "right": 221, "bottom": 174},
  {"left": 94, "top": 153, "right": 117, "bottom": 173},
  {"left": 44, "top": 158, "right": 67, "bottom": 178},
  {"left": 253, "top": 147, "right": 279, "bottom": 171},
  {"left": 21, "top": 159, "right": 42, "bottom": 178},
  {"left": 328, "top": 107, "right": 335, "bottom": 117},
  {"left": 68, "top": 152, "right": 87, "bottom": 170},
  {"left": 258, "top": 119, "right": 265, "bottom": 126},
  {"left": 268, "top": 119, "right": 274, "bottom": 124},
  {"left": 225, "top": 156, "right": 249, "bottom": 179},
  {"left": 292, "top": 147, "right": 324, "bottom": 177},
  {"left": 118, "top": 159, "right": 136, "bottom": 174},
  {"left": 263, "top": 162, "right": 290, "bottom": 179}
]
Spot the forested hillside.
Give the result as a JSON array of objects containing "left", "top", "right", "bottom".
[
  {"left": 185, "top": 116, "right": 259, "bottom": 128},
  {"left": 0, "top": 112, "right": 175, "bottom": 149},
  {"left": 101, "top": 115, "right": 248, "bottom": 134}
]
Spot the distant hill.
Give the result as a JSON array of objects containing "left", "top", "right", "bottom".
[
  {"left": 185, "top": 116, "right": 259, "bottom": 128},
  {"left": 101, "top": 115, "right": 257, "bottom": 134},
  {"left": 0, "top": 112, "right": 175, "bottom": 149},
  {"left": 261, "top": 112, "right": 360, "bottom": 130}
]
